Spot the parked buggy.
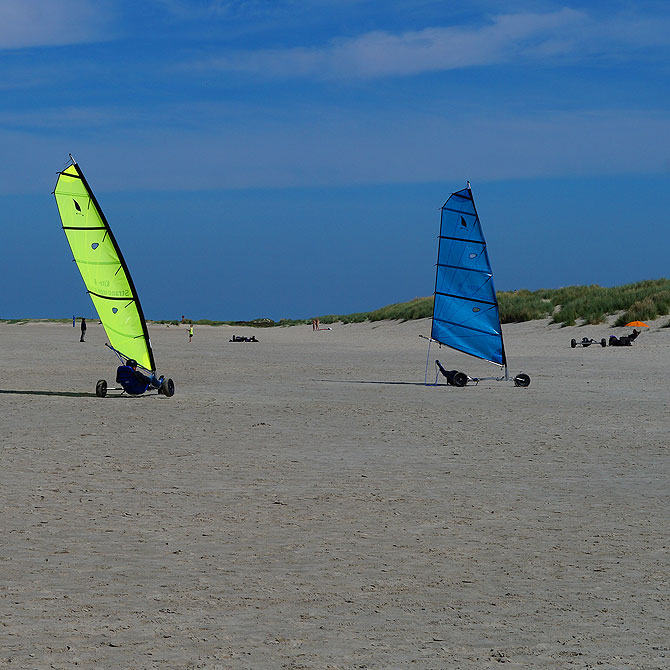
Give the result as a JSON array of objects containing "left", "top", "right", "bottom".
[{"left": 571, "top": 337, "right": 607, "bottom": 348}]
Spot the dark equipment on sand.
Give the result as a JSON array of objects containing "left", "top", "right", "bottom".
[
  {"left": 435, "top": 359, "right": 530, "bottom": 388},
  {"left": 608, "top": 329, "right": 640, "bottom": 347},
  {"left": 571, "top": 337, "right": 607, "bottom": 348}
]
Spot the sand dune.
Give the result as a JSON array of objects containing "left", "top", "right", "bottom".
[{"left": 1, "top": 318, "right": 668, "bottom": 668}]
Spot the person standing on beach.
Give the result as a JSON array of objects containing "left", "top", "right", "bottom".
[
  {"left": 80, "top": 317, "right": 87, "bottom": 342},
  {"left": 188, "top": 323, "right": 194, "bottom": 343}
]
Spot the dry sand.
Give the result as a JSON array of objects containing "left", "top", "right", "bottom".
[{"left": 1, "top": 318, "right": 668, "bottom": 669}]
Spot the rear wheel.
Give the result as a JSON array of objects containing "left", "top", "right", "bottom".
[
  {"left": 600, "top": 338, "right": 607, "bottom": 347},
  {"left": 570, "top": 339, "right": 576, "bottom": 348},
  {"left": 514, "top": 373, "right": 531, "bottom": 387},
  {"left": 96, "top": 379, "right": 107, "bottom": 397},
  {"left": 160, "top": 378, "right": 175, "bottom": 397},
  {"left": 451, "top": 371, "right": 468, "bottom": 387}
]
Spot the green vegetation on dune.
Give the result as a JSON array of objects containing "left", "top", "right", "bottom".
[
  {"left": 303, "top": 279, "right": 670, "bottom": 327},
  {"left": 4, "top": 280, "right": 670, "bottom": 327},
  {"left": 535, "top": 278, "right": 670, "bottom": 326},
  {"left": 310, "top": 278, "right": 670, "bottom": 327}
]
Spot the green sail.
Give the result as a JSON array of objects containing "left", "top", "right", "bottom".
[{"left": 54, "top": 160, "right": 156, "bottom": 372}]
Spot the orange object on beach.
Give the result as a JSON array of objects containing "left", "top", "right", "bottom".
[{"left": 625, "top": 321, "right": 650, "bottom": 328}]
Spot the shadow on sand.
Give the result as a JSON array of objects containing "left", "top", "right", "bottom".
[
  {"left": 315, "top": 379, "right": 449, "bottom": 387},
  {"left": 0, "top": 388, "right": 120, "bottom": 398}
]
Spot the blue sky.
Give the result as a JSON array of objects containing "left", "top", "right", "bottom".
[{"left": 1, "top": 0, "right": 669, "bottom": 320}]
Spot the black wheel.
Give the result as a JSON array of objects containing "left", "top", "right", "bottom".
[
  {"left": 450, "top": 371, "right": 468, "bottom": 387},
  {"left": 600, "top": 338, "right": 607, "bottom": 347},
  {"left": 160, "top": 377, "right": 175, "bottom": 397},
  {"left": 570, "top": 339, "right": 576, "bottom": 348},
  {"left": 514, "top": 373, "right": 531, "bottom": 387},
  {"left": 96, "top": 379, "right": 107, "bottom": 397}
]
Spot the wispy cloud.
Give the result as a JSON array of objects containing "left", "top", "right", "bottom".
[
  {"left": 0, "top": 0, "right": 113, "bottom": 49},
  {"left": 2, "top": 104, "right": 667, "bottom": 194},
  {"left": 193, "top": 8, "right": 670, "bottom": 79}
]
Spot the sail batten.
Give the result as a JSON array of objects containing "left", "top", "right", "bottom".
[
  {"left": 435, "top": 291, "right": 497, "bottom": 306},
  {"left": 430, "top": 185, "right": 506, "bottom": 367},
  {"left": 54, "top": 160, "right": 156, "bottom": 372},
  {"left": 436, "top": 262, "right": 492, "bottom": 275}
]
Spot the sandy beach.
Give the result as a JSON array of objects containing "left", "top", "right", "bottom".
[{"left": 1, "top": 317, "right": 668, "bottom": 669}]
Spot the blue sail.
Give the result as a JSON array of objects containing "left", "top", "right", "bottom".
[{"left": 430, "top": 185, "right": 506, "bottom": 366}]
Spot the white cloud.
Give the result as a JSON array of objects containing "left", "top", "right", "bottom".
[
  {"left": 195, "top": 8, "right": 670, "bottom": 79},
  {"left": 1, "top": 105, "right": 668, "bottom": 194},
  {"left": 0, "top": 0, "right": 113, "bottom": 49}
]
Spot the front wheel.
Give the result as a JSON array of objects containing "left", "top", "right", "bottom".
[
  {"left": 570, "top": 339, "right": 576, "bottom": 348},
  {"left": 600, "top": 338, "right": 607, "bottom": 347},
  {"left": 160, "top": 378, "right": 175, "bottom": 397},
  {"left": 514, "top": 373, "right": 531, "bottom": 387},
  {"left": 96, "top": 379, "right": 108, "bottom": 397}
]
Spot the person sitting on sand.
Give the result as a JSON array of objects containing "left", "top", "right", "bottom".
[{"left": 116, "top": 359, "right": 163, "bottom": 395}]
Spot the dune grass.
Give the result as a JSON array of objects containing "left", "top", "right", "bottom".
[
  {"left": 307, "top": 278, "right": 670, "bottom": 327},
  {"left": 5, "top": 280, "right": 670, "bottom": 327}
]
